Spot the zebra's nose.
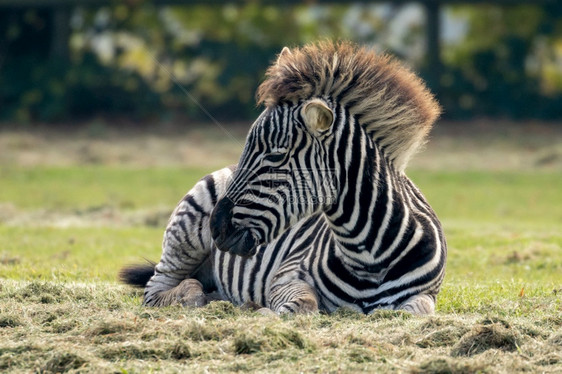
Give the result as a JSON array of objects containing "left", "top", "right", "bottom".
[{"left": 210, "top": 197, "right": 259, "bottom": 257}]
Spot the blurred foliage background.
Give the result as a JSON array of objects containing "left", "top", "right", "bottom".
[{"left": 0, "top": 1, "right": 561, "bottom": 123}]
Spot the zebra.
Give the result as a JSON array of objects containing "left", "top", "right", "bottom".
[{"left": 120, "top": 41, "right": 446, "bottom": 315}]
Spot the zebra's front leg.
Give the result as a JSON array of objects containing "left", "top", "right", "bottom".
[
  {"left": 143, "top": 218, "right": 214, "bottom": 307},
  {"left": 143, "top": 256, "right": 219, "bottom": 307},
  {"left": 143, "top": 172, "right": 231, "bottom": 307},
  {"left": 268, "top": 280, "right": 319, "bottom": 314},
  {"left": 146, "top": 278, "right": 206, "bottom": 307},
  {"left": 397, "top": 294, "right": 435, "bottom": 315}
]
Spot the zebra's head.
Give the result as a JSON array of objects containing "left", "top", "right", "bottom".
[
  {"left": 210, "top": 41, "right": 440, "bottom": 257},
  {"left": 210, "top": 98, "right": 338, "bottom": 257}
]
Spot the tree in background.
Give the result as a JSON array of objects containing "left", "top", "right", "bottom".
[
  {"left": 70, "top": 4, "right": 400, "bottom": 121},
  {"left": 441, "top": 3, "right": 562, "bottom": 119},
  {"left": 0, "top": 4, "right": 427, "bottom": 122},
  {"left": 0, "top": 3, "right": 560, "bottom": 123}
]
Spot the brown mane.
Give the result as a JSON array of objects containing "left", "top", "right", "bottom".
[{"left": 257, "top": 41, "right": 441, "bottom": 171}]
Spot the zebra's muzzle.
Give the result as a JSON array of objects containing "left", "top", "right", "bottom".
[{"left": 210, "top": 196, "right": 260, "bottom": 257}]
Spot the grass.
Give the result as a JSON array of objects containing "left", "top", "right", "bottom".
[
  {"left": 0, "top": 166, "right": 209, "bottom": 211},
  {"left": 1, "top": 160, "right": 561, "bottom": 371},
  {"left": 410, "top": 170, "right": 562, "bottom": 225},
  {"left": 2, "top": 167, "right": 559, "bottom": 224},
  {"left": 0, "top": 226, "right": 163, "bottom": 281},
  {"left": 0, "top": 281, "right": 560, "bottom": 373}
]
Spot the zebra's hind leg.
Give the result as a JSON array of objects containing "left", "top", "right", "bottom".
[
  {"left": 268, "top": 280, "right": 319, "bottom": 314},
  {"left": 397, "top": 294, "right": 435, "bottom": 315}
]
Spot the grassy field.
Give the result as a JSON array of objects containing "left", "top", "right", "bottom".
[{"left": 0, "top": 122, "right": 561, "bottom": 373}]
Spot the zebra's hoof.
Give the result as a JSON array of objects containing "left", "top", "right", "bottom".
[
  {"left": 277, "top": 297, "right": 319, "bottom": 314},
  {"left": 176, "top": 279, "right": 207, "bottom": 307},
  {"left": 241, "top": 301, "right": 263, "bottom": 311},
  {"left": 146, "top": 278, "right": 208, "bottom": 308},
  {"left": 256, "top": 307, "right": 279, "bottom": 317},
  {"left": 398, "top": 294, "right": 435, "bottom": 315}
]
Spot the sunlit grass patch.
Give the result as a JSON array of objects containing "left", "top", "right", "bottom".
[
  {"left": 1, "top": 279, "right": 561, "bottom": 373},
  {"left": 410, "top": 170, "right": 562, "bottom": 225},
  {"left": 0, "top": 226, "right": 163, "bottom": 281},
  {"left": 0, "top": 166, "right": 211, "bottom": 211},
  {"left": 1, "top": 164, "right": 561, "bottom": 372},
  {"left": 451, "top": 322, "right": 520, "bottom": 356}
]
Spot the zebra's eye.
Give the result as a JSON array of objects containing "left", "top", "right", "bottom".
[{"left": 264, "top": 151, "right": 286, "bottom": 163}]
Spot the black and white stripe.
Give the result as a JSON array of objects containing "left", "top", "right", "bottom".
[
  {"left": 124, "top": 102, "right": 445, "bottom": 315},
  {"left": 121, "top": 42, "right": 446, "bottom": 315}
]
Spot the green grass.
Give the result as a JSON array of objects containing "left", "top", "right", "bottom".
[
  {"left": 1, "top": 166, "right": 561, "bottom": 373},
  {"left": 2, "top": 167, "right": 559, "bottom": 223},
  {"left": 0, "top": 166, "right": 211, "bottom": 211},
  {"left": 0, "top": 226, "right": 163, "bottom": 281},
  {"left": 2, "top": 167, "right": 560, "bottom": 283},
  {"left": 410, "top": 170, "right": 562, "bottom": 225}
]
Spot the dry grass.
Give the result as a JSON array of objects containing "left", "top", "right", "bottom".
[
  {"left": 0, "top": 120, "right": 561, "bottom": 372},
  {"left": 0, "top": 281, "right": 560, "bottom": 373}
]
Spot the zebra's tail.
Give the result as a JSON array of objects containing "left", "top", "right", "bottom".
[{"left": 119, "top": 261, "right": 155, "bottom": 288}]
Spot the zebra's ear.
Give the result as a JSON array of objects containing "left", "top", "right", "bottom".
[
  {"left": 302, "top": 99, "right": 334, "bottom": 133},
  {"left": 277, "top": 47, "right": 292, "bottom": 65}
]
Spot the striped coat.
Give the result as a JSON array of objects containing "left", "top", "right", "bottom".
[{"left": 121, "top": 41, "right": 446, "bottom": 315}]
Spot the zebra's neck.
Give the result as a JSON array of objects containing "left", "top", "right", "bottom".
[{"left": 323, "top": 129, "right": 409, "bottom": 276}]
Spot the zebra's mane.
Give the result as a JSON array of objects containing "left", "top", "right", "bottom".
[{"left": 256, "top": 41, "right": 441, "bottom": 171}]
